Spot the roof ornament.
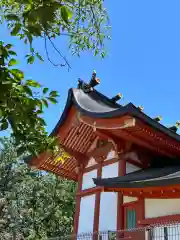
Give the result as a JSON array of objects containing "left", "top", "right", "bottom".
[
  {"left": 89, "top": 70, "right": 100, "bottom": 88},
  {"left": 77, "top": 79, "right": 93, "bottom": 93},
  {"left": 153, "top": 116, "right": 162, "bottom": 122},
  {"left": 169, "top": 121, "right": 180, "bottom": 133},
  {"left": 137, "top": 105, "right": 144, "bottom": 111},
  {"left": 77, "top": 71, "right": 100, "bottom": 93},
  {"left": 111, "top": 93, "right": 123, "bottom": 103}
]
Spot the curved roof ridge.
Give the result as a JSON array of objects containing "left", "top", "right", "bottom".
[{"left": 50, "top": 86, "right": 180, "bottom": 142}]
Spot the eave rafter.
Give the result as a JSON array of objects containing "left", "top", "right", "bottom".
[
  {"left": 104, "top": 185, "right": 180, "bottom": 199},
  {"left": 79, "top": 113, "right": 179, "bottom": 157},
  {"left": 135, "top": 119, "right": 180, "bottom": 156},
  {"left": 109, "top": 128, "right": 174, "bottom": 158},
  {"left": 39, "top": 162, "right": 77, "bottom": 181}
]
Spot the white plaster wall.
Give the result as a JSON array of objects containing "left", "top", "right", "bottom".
[
  {"left": 99, "top": 192, "right": 117, "bottom": 231},
  {"left": 123, "top": 196, "right": 138, "bottom": 204},
  {"left": 145, "top": 199, "right": 180, "bottom": 218},
  {"left": 126, "top": 162, "right": 141, "bottom": 174},
  {"left": 86, "top": 157, "right": 96, "bottom": 168},
  {"left": 78, "top": 194, "right": 95, "bottom": 234},
  {"left": 102, "top": 162, "right": 118, "bottom": 178},
  {"left": 82, "top": 169, "right": 97, "bottom": 190},
  {"left": 105, "top": 150, "right": 116, "bottom": 161}
]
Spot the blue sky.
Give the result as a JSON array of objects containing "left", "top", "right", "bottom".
[{"left": 1, "top": 0, "right": 180, "bottom": 134}]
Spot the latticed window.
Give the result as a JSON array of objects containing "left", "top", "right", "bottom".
[{"left": 126, "top": 209, "right": 136, "bottom": 229}]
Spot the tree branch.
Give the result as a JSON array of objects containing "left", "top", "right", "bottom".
[{"left": 44, "top": 34, "right": 71, "bottom": 70}]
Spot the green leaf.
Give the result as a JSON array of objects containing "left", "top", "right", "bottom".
[
  {"left": 17, "top": 146, "right": 25, "bottom": 156},
  {"left": 101, "top": 51, "right": 106, "bottom": 58},
  {"left": 5, "top": 14, "right": 19, "bottom": 21},
  {"left": 36, "top": 99, "right": 43, "bottom": 111},
  {"left": 26, "top": 32, "right": 33, "bottom": 45},
  {"left": 10, "top": 69, "right": 24, "bottom": 80},
  {"left": 27, "top": 25, "right": 42, "bottom": 36},
  {"left": 36, "top": 52, "right": 44, "bottom": 62},
  {"left": 47, "top": 97, "right": 58, "bottom": 104},
  {"left": 61, "top": 6, "right": 69, "bottom": 23},
  {"left": 66, "top": 8, "right": 73, "bottom": 19},
  {"left": 11, "top": 23, "right": 21, "bottom": 36},
  {"left": 27, "top": 55, "right": 35, "bottom": 64},
  {"left": 5, "top": 44, "right": 13, "bottom": 49},
  {"left": 43, "top": 88, "right": 49, "bottom": 94},
  {"left": 2, "top": 80, "right": 12, "bottom": 85},
  {"left": 36, "top": 110, "right": 43, "bottom": 115},
  {"left": 0, "top": 120, "right": 8, "bottom": 130},
  {"left": 8, "top": 50, "right": 17, "bottom": 56},
  {"left": 26, "top": 80, "right": 41, "bottom": 88},
  {"left": 49, "top": 91, "right": 59, "bottom": 97},
  {"left": 23, "top": 85, "right": 33, "bottom": 96},
  {"left": 38, "top": 117, "right": 46, "bottom": 126},
  {"left": 8, "top": 59, "right": 18, "bottom": 66},
  {"left": 42, "top": 99, "right": 48, "bottom": 108},
  {"left": 0, "top": 108, "right": 3, "bottom": 118}
]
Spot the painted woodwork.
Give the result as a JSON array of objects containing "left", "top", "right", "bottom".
[
  {"left": 27, "top": 81, "right": 180, "bottom": 238},
  {"left": 86, "top": 137, "right": 118, "bottom": 163}
]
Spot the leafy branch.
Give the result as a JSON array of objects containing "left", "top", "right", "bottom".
[
  {"left": 0, "top": 0, "right": 110, "bottom": 68},
  {"left": 0, "top": 42, "right": 60, "bottom": 155}
]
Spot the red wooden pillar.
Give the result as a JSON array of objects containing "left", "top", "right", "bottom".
[
  {"left": 93, "top": 162, "right": 102, "bottom": 240},
  {"left": 73, "top": 166, "right": 83, "bottom": 237},
  {"left": 117, "top": 158, "right": 126, "bottom": 234}
]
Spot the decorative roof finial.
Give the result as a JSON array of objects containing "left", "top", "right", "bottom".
[
  {"left": 137, "top": 105, "right": 144, "bottom": 111},
  {"left": 168, "top": 121, "right": 180, "bottom": 133},
  {"left": 111, "top": 93, "right": 123, "bottom": 102},
  {"left": 89, "top": 70, "right": 100, "bottom": 88},
  {"left": 153, "top": 116, "right": 162, "bottom": 122},
  {"left": 176, "top": 121, "right": 180, "bottom": 128}
]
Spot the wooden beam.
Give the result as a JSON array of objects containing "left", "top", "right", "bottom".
[
  {"left": 117, "top": 153, "right": 126, "bottom": 233},
  {"left": 39, "top": 162, "right": 77, "bottom": 179},
  {"left": 136, "top": 119, "right": 180, "bottom": 155},
  {"left": 110, "top": 129, "right": 174, "bottom": 158},
  {"left": 139, "top": 214, "right": 180, "bottom": 225},
  {"left": 73, "top": 166, "right": 83, "bottom": 236},
  {"left": 62, "top": 145, "right": 89, "bottom": 163},
  {"left": 132, "top": 122, "right": 180, "bottom": 157}
]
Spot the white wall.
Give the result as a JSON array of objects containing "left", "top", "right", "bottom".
[
  {"left": 145, "top": 198, "right": 180, "bottom": 218},
  {"left": 123, "top": 196, "right": 138, "bottom": 204},
  {"left": 102, "top": 162, "right": 118, "bottom": 178},
  {"left": 86, "top": 157, "right": 96, "bottom": 168},
  {"left": 105, "top": 150, "right": 116, "bottom": 161},
  {"left": 99, "top": 163, "right": 118, "bottom": 231},
  {"left": 126, "top": 162, "right": 141, "bottom": 174},
  {"left": 78, "top": 195, "right": 95, "bottom": 234},
  {"left": 82, "top": 169, "right": 97, "bottom": 190},
  {"left": 99, "top": 192, "right": 117, "bottom": 231}
]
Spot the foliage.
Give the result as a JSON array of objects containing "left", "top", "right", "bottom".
[
  {"left": 0, "top": 138, "right": 76, "bottom": 239},
  {"left": 0, "top": 0, "right": 110, "bottom": 157},
  {"left": 0, "top": 41, "right": 60, "bottom": 156},
  {"left": 1, "top": 0, "right": 110, "bottom": 66}
]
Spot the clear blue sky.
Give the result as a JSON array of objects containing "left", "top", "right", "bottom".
[{"left": 1, "top": 0, "right": 180, "bottom": 134}]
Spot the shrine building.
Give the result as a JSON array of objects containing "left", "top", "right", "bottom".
[{"left": 27, "top": 72, "right": 180, "bottom": 240}]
